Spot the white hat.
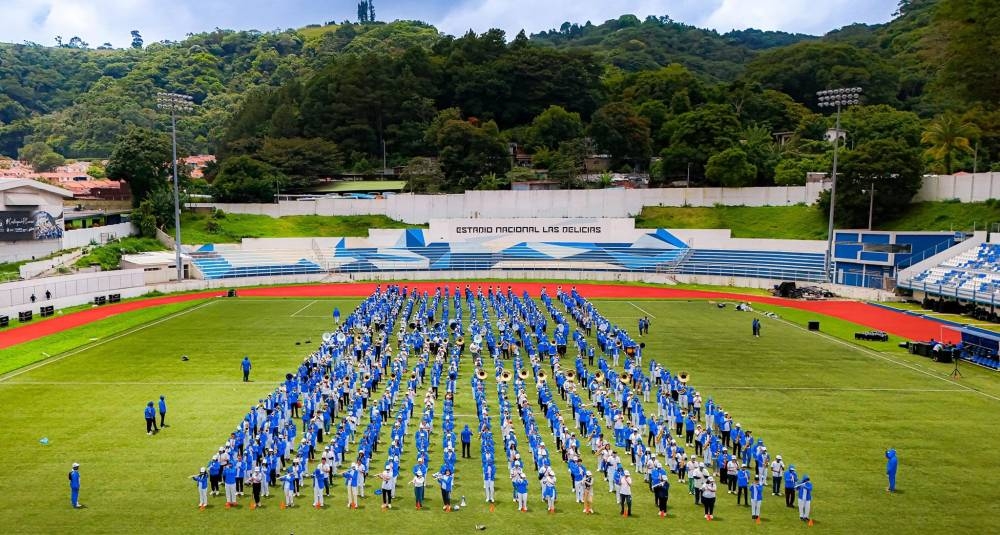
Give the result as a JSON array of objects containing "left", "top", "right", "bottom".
[
  {"left": 199, "top": 467, "right": 206, "bottom": 473},
  {"left": 623, "top": 470, "right": 630, "bottom": 476},
  {"left": 776, "top": 455, "right": 782, "bottom": 460},
  {"left": 212, "top": 454, "right": 219, "bottom": 460},
  {"left": 72, "top": 463, "right": 80, "bottom": 468}
]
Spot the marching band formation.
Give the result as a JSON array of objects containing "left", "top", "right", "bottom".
[{"left": 193, "top": 284, "right": 815, "bottom": 524}]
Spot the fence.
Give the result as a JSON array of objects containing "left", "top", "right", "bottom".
[{"left": 62, "top": 222, "right": 136, "bottom": 249}]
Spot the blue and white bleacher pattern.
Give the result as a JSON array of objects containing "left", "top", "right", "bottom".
[
  {"left": 906, "top": 243, "right": 1000, "bottom": 302},
  {"left": 187, "top": 227, "right": 826, "bottom": 282}
]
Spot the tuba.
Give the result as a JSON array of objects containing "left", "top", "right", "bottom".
[
  {"left": 537, "top": 370, "right": 548, "bottom": 383},
  {"left": 619, "top": 372, "right": 631, "bottom": 385},
  {"left": 517, "top": 368, "right": 530, "bottom": 380},
  {"left": 409, "top": 370, "right": 418, "bottom": 381},
  {"left": 564, "top": 370, "right": 577, "bottom": 383},
  {"left": 678, "top": 371, "right": 690, "bottom": 385},
  {"left": 594, "top": 371, "right": 605, "bottom": 384},
  {"left": 499, "top": 370, "right": 513, "bottom": 383},
  {"left": 476, "top": 368, "right": 488, "bottom": 381}
]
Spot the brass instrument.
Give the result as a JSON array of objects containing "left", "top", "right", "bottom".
[
  {"left": 564, "top": 370, "right": 577, "bottom": 382},
  {"left": 499, "top": 370, "right": 513, "bottom": 383},
  {"left": 363, "top": 373, "right": 371, "bottom": 382},
  {"left": 678, "top": 371, "right": 690, "bottom": 384},
  {"left": 537, "top": 370, "right": 548, "bottom": 383},
  {"left": 594, "top": 371, "right": 605, "bottom": 384},
  {"left": 457, "top": 336, "right": 464, "bottom": 346},
  {"left": 409, "top": 371, "right": 418, "bottom": 381},
  {"left": 389, "top": 372, "right": 397, "bottom": 381},
  {"left": 476, "top": 368, "right": 488, "bottom": 381},
  {"left": 619, "top": 372, "right": 632, "bottom": 385},
  {"left": 625, "top": 345, "right": 636, "bottom": 357},
  {"left": 517, "top": 368, "right": 530, "bottom": 380}
]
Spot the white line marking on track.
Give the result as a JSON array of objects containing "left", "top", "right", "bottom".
[
  {"left": 630, "top": 302, "right": 656, "bottom": 318},
  {"left": 0, "top": 300, "right": 218, "bottom": 383},
  {"left": 290, "top": 300, "right": 318, "bottom": 317},
  {"left": 0, "top": 381, "right": 252, "bottom": 386},
  {"left": 694, "top": 386, "right": 965, "bottom": 393},
  {"left": 757, "top": 311, "right": 1000, "bottom": 403}
]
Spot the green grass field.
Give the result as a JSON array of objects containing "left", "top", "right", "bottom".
[
  {"left": 1, "top": 295, "right": 997, "bottom": 534},
  {"left": 635, "top": 201, "right": 1000, "bottom": 239},
  {"left": 173, "top": 213, "right": 420, "bottom": 244}
]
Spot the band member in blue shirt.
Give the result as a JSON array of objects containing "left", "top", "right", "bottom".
[
  {"left": 885, "top": 449, "right": 898, "bottom": 492},
  {"left": 69, "top": 463, "right": 82, "bottom": 508},
  {"left": 144, "top": 401, "right": 157, "bottom": 435},
  {"left": 191, "top": 467, "right": 208, "bottom": 509},
  {"left": 241, "top": 356, "right": 252, "bottom": 382},
  {"left": 461, "top": 425, "right": 473, "bottom": 458},
  {"left": 158, "top": 396, "right": 168, "bottom": 427}
]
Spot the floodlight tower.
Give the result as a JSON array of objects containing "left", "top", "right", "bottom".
[
  {"left": 817, "top": 86, "right": 862, "bottom": 283},
  {"left": 156, "top": 92, "right": 195, "bottom": 281}
]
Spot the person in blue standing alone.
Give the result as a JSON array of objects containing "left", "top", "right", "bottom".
[
  {"left": 461, "top": 424, "right": 473, "bottom": 458},
  {"left": 885, "top": 448, "right": 898, "bottom": 492},
  {"left": 144, "top": 401, "right": 158, "bottom": 435},
  {"left": 241, "top": 356, "right": 252, "bottom": 382},
  {"left": 69, "top": 463, "right": 82, "bottom": 508},
  {"left": 158, "top": 395, "right": 168, "bottom": 428}
]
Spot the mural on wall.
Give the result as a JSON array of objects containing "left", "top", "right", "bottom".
[{"left": 0, "top": 210, "right": 64, "bottom": 241}]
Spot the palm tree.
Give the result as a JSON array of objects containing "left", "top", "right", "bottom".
[{"left": 921, "top": 114, "right": 980, "bottom": 174}]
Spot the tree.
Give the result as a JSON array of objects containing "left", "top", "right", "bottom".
[
  {"left": 357, "top": 1, "right": 375, "bottom": 23},
  {"left": 921, "top": 113, "right": 980, "bottom": 174},
  {"left": 67, "top": 37, "right": 89, "bottom": 49},
  {"left": 435, "top": 119, "right": 510, "bottom": 191},
  {"left": 401, "top": 157, "right": 444, "bottom": 193},
  {"left": 132, "top": 199, "right": 158, "bottom": 238},
  {"left": 212, "top": 156, "right": 287, "bottom": 203},
  {"left": 821, "top": 139, "right": 923, "bottom": 227},
  {"left": 106, "top": 128, "right": 174, "bottom": 206},
  {"left": 130, "top": 30, "right": 143, "bottom": 49},
  {"left": 18, "top": 142, "right": 65, "bottom": 171},
  {"left": 257, "top": 137, "right": 342, "bottom": 190},
  {"left": 705, "top": 148, "right": 757, "bottom": 187},
  {"left": 934, "top": 0, "right": 1000, "bottom": 107},
  {"left": 588, "top": 102, "right": 651, "bottom": 169},
  {"left": 529, "top": 105, "right": 584, "bottom": 150},
  {"left": 657, "top": 104, "right": 741, "bottom": 184}
]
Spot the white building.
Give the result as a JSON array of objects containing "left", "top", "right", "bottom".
[{"left": 0, "top": 178, "right": 74, "bottom": 263}]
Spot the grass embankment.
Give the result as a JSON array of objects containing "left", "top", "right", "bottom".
[
  {"left": 75, "top": 237, "right": 166, "bottom": 270},
  {"left": 636, "top": 200, "right": 1000, "bottom": 239},
  {"left": 173, "top": 212, "right": 420, "bottom": 244}
]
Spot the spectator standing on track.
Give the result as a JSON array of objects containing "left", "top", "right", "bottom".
[
  {"left": 69, "top": 463, "right": 82, "bottom": 508},
  {"left": 241, "top": 356, "right": 252, "bottom": 382},
  {"left": 158, "top": 395, "right": 167, "bottom": 428},
  {"left": 144, "top": 401, "right": 157, "bottom": 435}
]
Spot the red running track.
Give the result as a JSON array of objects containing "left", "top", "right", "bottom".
[{"left": 0, "top": 282, "right": 960, "bottom": 350}]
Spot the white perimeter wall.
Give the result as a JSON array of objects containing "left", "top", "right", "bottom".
[
  {"left": 0, "top": 269, "right": 146, "bottom": 314},
  {"left": 62, "top": 222, "right": 137, "bottom": 249},
  {"left": 191, "top": 183, "right": 827, "bottom": 225}
]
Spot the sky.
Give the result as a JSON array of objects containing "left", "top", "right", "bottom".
[{"left": 0, "top": 0, "right": 900, "bottom": 48}]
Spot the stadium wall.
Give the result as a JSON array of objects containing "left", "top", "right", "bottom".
[
  {"left": 916, "top": 172, "right": 1000, "bottom": 203},
  {"left": 190, "top": 184, "right": 827, "bottom": 224},
  {"left": 62, "top": 222, "right": 136, "bottom": 249}
]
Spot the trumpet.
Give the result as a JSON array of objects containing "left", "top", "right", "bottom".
[
  {"left": 678, "top": 371, "right": 690, "bottom": 384},
  {"left": 619, "top": 372, "right": 632, "bottom": 385},
  {"left": 499, "top": 370, "right": 513, "bottom": 383},
  {"left": 517, "top": 368, "right": 530, "bottom": 380},
  {"left": 476, "top": 368, "right": 488, "bottom": 381}
]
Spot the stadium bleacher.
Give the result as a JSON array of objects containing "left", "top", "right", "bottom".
[
  {"left": 906, "top": 243, "right": 1000, "bottom": 300},
  {"left": 674, "top": 249, "right": 826, "bottom": 282}
]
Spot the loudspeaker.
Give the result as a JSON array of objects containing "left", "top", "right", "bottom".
[
  {"left": 19, "top": 310, "right": 33, "bottom": 322},
  {"left": 94, "top": 295, "right": 107, "bottom": 305},
  {"left": 40, "top": 305, "right": 54, "bottom": 317},
  {"left": 227, "top": 289, "right": 237, "bottom": 298},
  {"left": 0, "top": 315, "right": 8, "bottom": 328},
  {"left": 109, "top": 293, "right": 121, "bottom": 303},
  {"left": 808, "top": 321, "right": 820, "bottom": 331}
]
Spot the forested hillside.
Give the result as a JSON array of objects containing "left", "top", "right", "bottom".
[{"left": 1, "top": 0, "right": 998, "bottom": 229}]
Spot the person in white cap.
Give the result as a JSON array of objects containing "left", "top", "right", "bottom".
[
  {"left": 750, "top": 475, "right": 764, "bottom": 522},
  {"left": 379, "top": 464, "right": 395, "bottom": 510},
  {"left": 770, "top": 455, "right": 785, "bottom": 496},
  {"left": 191, "top": 467, "right": 209, "bottom": 509},
  {"left": 618, "top": 469, "right": 633, "bottom": 517},
  {"left": 69, "top": 463, "right": 82, "bottom": 509},
  {"left": 248, "top": 468, "right": 263, "bottom": 509},
  {"left": 701, "top": 475, "right": 717, "bottom": 520}
]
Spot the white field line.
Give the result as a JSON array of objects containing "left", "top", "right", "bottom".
[
  {"left": 630, "top": 302, "right": 656, "bottom": 318},
  {"left": 693, "top": 386, "right": 964, "bottom": 393},
  {"left": 757, "top": 312, "right": 1000, "bottom": 403},
  {"left": 289, "top": 300, "right": 318, "bottom": 317},
  {"left": 0, "top": 300, "right": 218, "bottom": 383}
]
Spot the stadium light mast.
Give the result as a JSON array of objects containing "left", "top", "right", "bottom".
[
  {"left": 156, "top": 92, "right": 195, "bottom": 282},
  {"left": 817, "top": 86, "right": 862, "bottom": 283}
]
